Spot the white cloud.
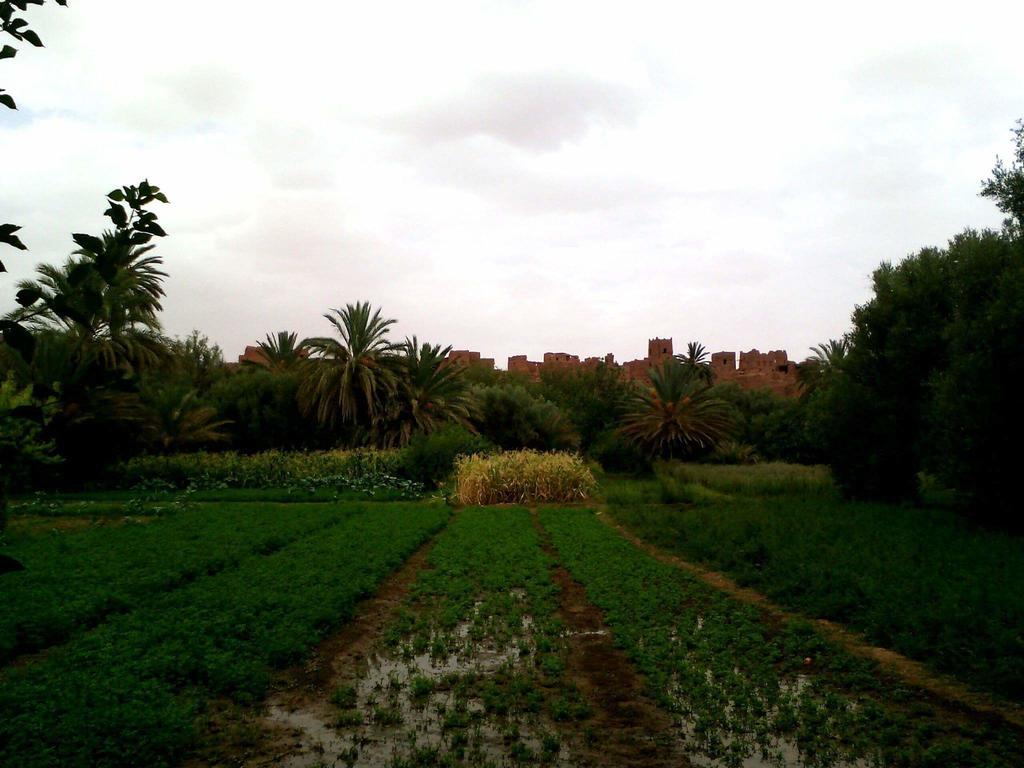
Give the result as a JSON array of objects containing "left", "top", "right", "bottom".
[{"left": 1, "top": 0, "right": 1022, "bottom": 367}]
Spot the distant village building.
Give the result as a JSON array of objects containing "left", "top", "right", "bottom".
[{"left": 446, "top": 337, "right": 800, "bottom": 397}]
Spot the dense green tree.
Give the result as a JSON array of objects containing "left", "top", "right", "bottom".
[
  {"left": 816, "top": 227, "right": 1024, "bottom": 517},
  {"left": 298, "top": 302, "right": 399, "bottom": 441},
  {"left": 376, "top": 337, "right": 475, "bottom": 448},
  {"left": 162, "top": 331, "right": 226, "bottom": 393},
  {"left": 535, "top": 363, "right": 632, "bottom": 450},
  {"left": 3, "top": 184, "right": 170, "bottom": 482},
  {"left": 208, "top": 368, "right": 328, "bottom": 452},
  {"left": 981, "top": 119, "right": 1024, "bottom": 236},
  {"left": 619, "top": 357, "right": 732, "bottom": 458},
  {"left": 469, "top": 383, "right": 578, "bottom": 451}
]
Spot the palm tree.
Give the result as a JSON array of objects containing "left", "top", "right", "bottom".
[
  {"left": 376, "top": 337, "right": 476, "bottom": 447},
  {"left": 10, "top": 231, "right": 167, "bottom": 374},
  {"left": 246, "top": 330, "right": 306, "bottom": 371},
  {"left": 143, "top": 389, "right": 231, "bottom": 452},
  {"left": 675, "top": 341, "right": 713, "bottom": 385},
  {"left": 620, "top": 357, "right": 732, "bottom": 458},
  {"left": 298, "top": 302, "right": 400, "bottom": 435},
  {"left": 798, "top": 337, "right": 850, "bottom": 396}
]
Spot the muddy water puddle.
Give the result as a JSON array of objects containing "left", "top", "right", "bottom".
[{"left": 260, "top": 601, "right": 577, "bottom": 767}]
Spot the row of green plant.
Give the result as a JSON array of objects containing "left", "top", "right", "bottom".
[
  {"left": 454, "top": 451, "right": 598, "bottom": 505},
  {"left": 0, "top": 502, "right": 448, "bottom": 767},
  {"left": 402, "top": 508, "right": 587, "bottom": 723},
  {"left": 607, "top": 479, "right": 1024, "bottom": 703},
  {"left": 539, "top": 508, "right": 1024, "bottom": 767},
  {"left": 0, "top": 502, "right": 350, "bottom": 665},
  {"left": 110, "top": 448, "right": 404, "bottom": 489}
]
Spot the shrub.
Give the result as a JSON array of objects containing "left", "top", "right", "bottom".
[
  {"left": 401, "top": 424, "right": 494, "bottom": 488},
  {"left": 469, "top": 384, "right": 579, "bottom": 451},
  {"left": 586, "top": 428, "right": 650, "bottom": 475},
  {"left": 454, "top": 451, "right": 598, "bottom": 505},
  {"left": 110, "top": 449, "right": 405, "bottom": 490},
  {"left": 702, "top": 440, "right": 758, "bottom": 465}
]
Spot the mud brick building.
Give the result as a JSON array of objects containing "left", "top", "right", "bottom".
[{"left": 448, "top": 337, "right": 800, "bottom": 397}]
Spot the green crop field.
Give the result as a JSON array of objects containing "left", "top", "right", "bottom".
[
  {"left": 2, "top": 485, "right": 1022, "bottom": 768},
  {"left": 606, "top": 468, "right": 1024, "bottom": 703}
]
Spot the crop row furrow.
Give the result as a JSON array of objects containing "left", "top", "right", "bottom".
[{"left": 539, "top": 507, "right": 1024, "bottom": 768}]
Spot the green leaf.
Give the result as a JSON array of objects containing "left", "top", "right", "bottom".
[
  {"left": 0, "top": 320, "right": 36, "bottom": 362},
  {"left": 21, "top": 29, "right": 42, "bottom": 47},
  {"left": 0, "top": 258, "right": 5, "bottom": 272},
  {"left": 153, "top": 192, "right": 169, "bottom": 203},
  {"left": 0, "top": 93, "right": 16, "bottom": 110},
  {"left": 0, "top": 223, "right": 27, "bottom": 250},
  {"left": 138, "top": 221, "right": 167, "bottom": 237},
  {"left": 71, "top": 233, "right": 104, "bottom": 253},
  {"left": 80, "top": 287, "right": 103, "bottom": 316},
  {"left": 0, "top": 45, "right": 16, "bottom": 60},
  {"left": 128, "top": 231, "right": 153, "bottom": 245},
  {"left": 67, "top": 261, "right": 94, "bottom": 285},
  {"left": 104, "top": 202, "right": 128, "bottom": 227},
  {"left": 15, "top": 287, "right": 41, "bottom": 307},
  {"left": 107, "top": 189, "right": 125, "bottom": 202}
]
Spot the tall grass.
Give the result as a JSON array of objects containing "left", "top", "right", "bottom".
[
  {"left": 454, "top": 451, "right": 598, "bottom": 505},
  {"left": 656, "top": 461, "right": 836, "bottom": 498}
]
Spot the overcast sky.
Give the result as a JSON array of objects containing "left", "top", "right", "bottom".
[{"left": 2, "top": 1, "right": 1022, "bottom": 366}]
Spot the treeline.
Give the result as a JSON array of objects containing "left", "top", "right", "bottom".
[{"left": 3, "top": 122, "right": 1024, "bottom": 529}]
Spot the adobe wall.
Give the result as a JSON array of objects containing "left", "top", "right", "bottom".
[{"left": 443, "top": 339, "right": 800, "bottom": 396}]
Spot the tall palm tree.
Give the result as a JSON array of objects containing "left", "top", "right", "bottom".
[
  {"left": 298, "top": 302, "right": 400, "bottom": 435},
  {"left": 10, "top": 231, "right": 167, "bottom": 374},
  {"left": 246, "top": 330, "right": 306, "bottom": 371},
  {"left": 675, "top": 341, "right": 713, "bottom": 385},
  {"left": 376, "top": 337, "right": 476, "bottom": 447},
  {"left": 798, "top": 337, "right": 850, "bottom": 396},
  {"left": 620, "top": 357, "right": 732, "bottom": 458}
]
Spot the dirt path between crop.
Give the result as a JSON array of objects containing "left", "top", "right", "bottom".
[
  {"left": 599, "top": 505, "right": 1024, "bottom": 733},
  {"left": 531, "top": 511, "right": 690, "bottom": 768},
  {"left": 188, "top": 530, "right": 443, "bottom": 768}
]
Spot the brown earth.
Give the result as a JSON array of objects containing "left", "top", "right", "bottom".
[
  {"left": 599, "top": 506, "right": 1024, "bottom": 734},
  {"left": 532, "top": 511, "right": 689, "bottom": 767}
]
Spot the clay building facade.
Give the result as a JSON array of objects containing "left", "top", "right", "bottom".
[{"left": 446, "top": 338, "right": 800, "bottom": 397}]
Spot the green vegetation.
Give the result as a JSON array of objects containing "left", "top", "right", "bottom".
[
  {"left": 610, "top": 469, "right": 1024, "bottom": 702},
  {"left": 0, "top": 502, "right": 348, "bottom": 664},
  {"left": 0, "top": 501, "right": 447, "bottom": 767},
  {"left": 326, "top": 507, "right": 591, "bottom": 765},
  {"left": 656, "top": 460, "right": 835, "bottom": 497},
  {"left": 541, "top": 506, "right": 1024, "bottom": 767},
  {"left": 110, "top": 448, "right": 406, "bottom": 489},
  {"left": 620, "top": 357, "right": 733, "bottom": 458},
  {"left": 454, "top": 450, "right": 597, "bottom": 505}
]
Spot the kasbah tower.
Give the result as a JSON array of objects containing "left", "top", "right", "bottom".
[{"left": 444, "top": 337, "right": 800, "bottom": 398}]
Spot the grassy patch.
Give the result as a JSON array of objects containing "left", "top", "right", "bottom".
[
  {"left": 657, "top": 461, "right": 837, "bottom": 497},
  {"left": 541, "top": 506, "right": 1024, "bottom": 768}
]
